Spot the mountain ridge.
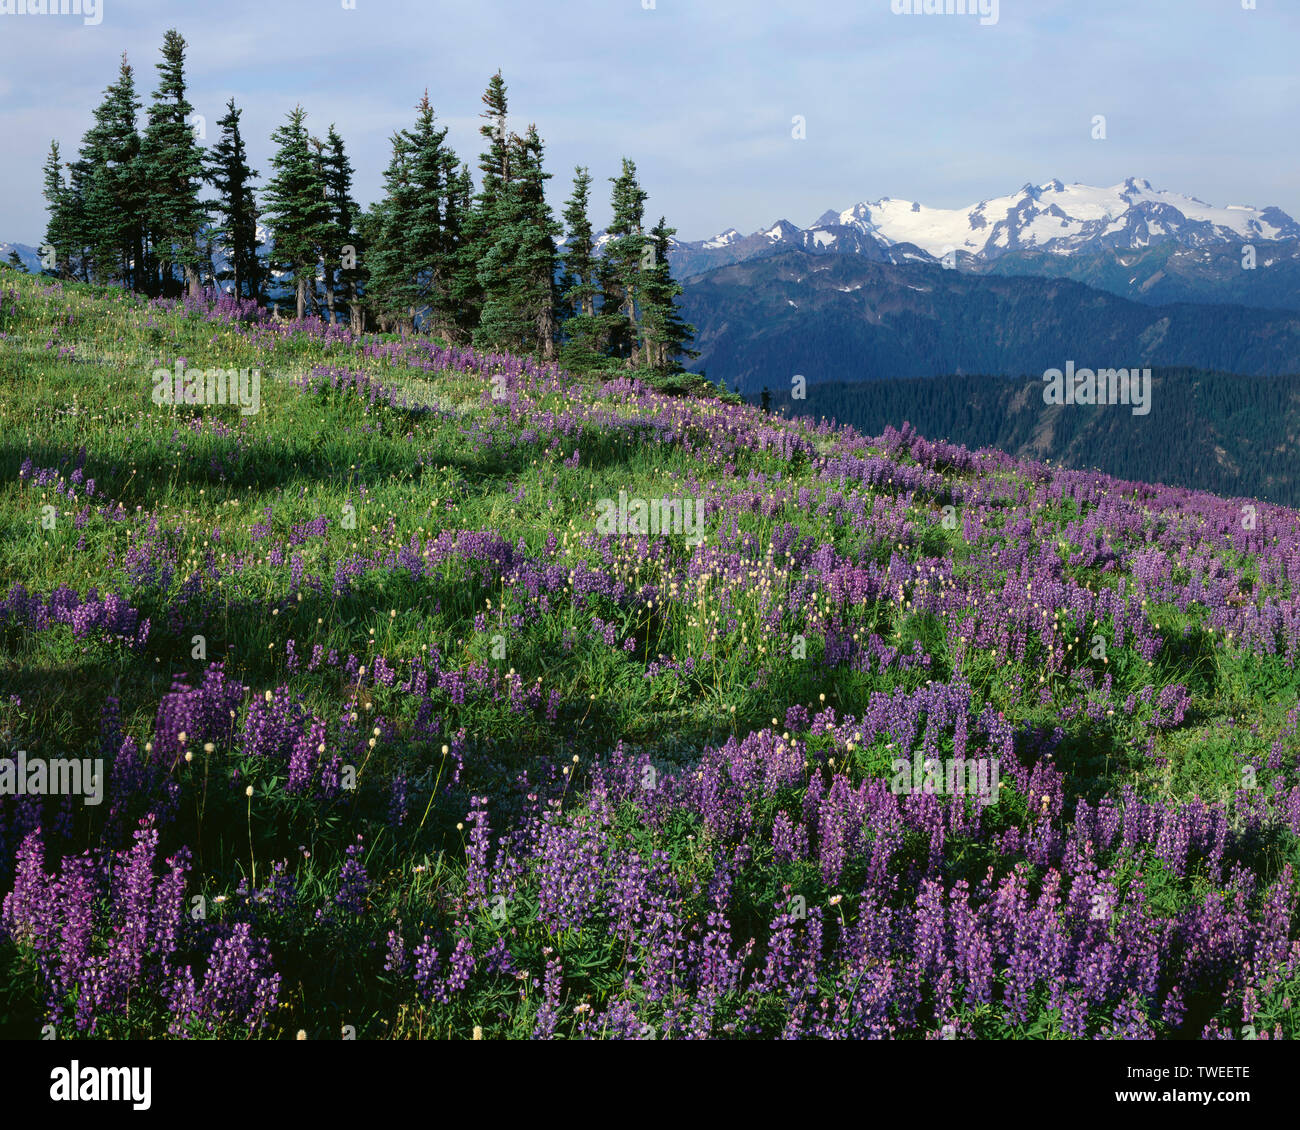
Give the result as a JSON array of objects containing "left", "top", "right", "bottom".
[{"left": 678, "top": 249, "right": 1300, "bottom": 394}]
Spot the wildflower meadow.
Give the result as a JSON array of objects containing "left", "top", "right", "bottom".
[{"left": 1, "top": 273, "right": 1297, "bottom": 1052}]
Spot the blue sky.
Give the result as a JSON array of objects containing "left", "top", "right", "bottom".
[{"left": 1, "top": 0, "right": 1296, "bottom": 245}]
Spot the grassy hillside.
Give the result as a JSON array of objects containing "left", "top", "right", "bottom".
[{"left": 0, "top": 273, "right": 1297, "bottom": 1040}]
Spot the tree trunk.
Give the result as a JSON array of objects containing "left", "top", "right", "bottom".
[
  {"left": 622, "top": 289, "right": 638, "bottom": 367},
  {"left": 296, "top": 274, "right": 308, "bottom": 320},
  {"left": 132, "top": 232, "right": 144, "bottom": 293},
  {"left": 537, "top": 294, "right": 556, "bottom": 361},
  {"left": 349, "top": 281, "right": 363, "bottom": 334},
  {"left": 323, "top": 264, "right": 337, "bottom": 324}
]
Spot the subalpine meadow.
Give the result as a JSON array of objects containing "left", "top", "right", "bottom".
[{"left": 1, "top": 270, "right": 1298, "bottom": 1039}]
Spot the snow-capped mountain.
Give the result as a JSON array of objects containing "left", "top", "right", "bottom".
[
  {"left": 819, "top": 178, "right": 1299, "bottom": 257},
  {"left": 701, "top": 227, "right": 742, "bottom": 249},
  {"left": 670, "top": 178, "right": 1300, "bottom": 278}
]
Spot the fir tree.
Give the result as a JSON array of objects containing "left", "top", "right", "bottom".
[
  {"left": 455, "top": 71, "right": 512, "bottom": 338},
  {"left": 63, "top": 159, "right": 92, "bottom": 282},
  {"left": 444, "top": 162, "right": 478, "bottom": 342},
  {"left": 475, "top": 126, "right": 559, "bottom": 357},
  {"left": 638, "top": 216, "right": 696, "bottom": 371},
  {"left": 310, "top": 126, "right": 355, "bottom": 324},
  {"left": 353, "top": 205, "right": 385, "bottom": 332},
  {"left": 320, "top": 125, "right": 364, "bottom": 332},
  {"left": 41, "top": 141, "right": 77, "bottom": 279},
  {"left": 367, "top": 127, "right": 417, "bottom": 333},
  {"left": 475, "top": 71, "right": 512, "bottom": 207},
  {"left": 404, "top": 93, "right": 462, "bottom": 338},
  {"left": 558, "top": 166, "right": 603, "bottom": 369},
  {"left": 139, "top": 30, "right": 207, "bottom": 298},
  {"left": 601, "top": 158, "right": 649, "bottom": 366},
  {"left": 204, "top": 98, "right": 263, "bottom": 301},
  {"left": 367, "top": 93, "right": 462, "bottom": 334},
  {"left": 263, "top": 106, "right": 331, "bottom": 320},
  {"left": 5, "top": 251, "right": 27, "bottom": 273},
  {"left": 73, "top": 55, "right": 145, "bottom": 288},
  {"left": 518, "top": 127, "right": 560, "bottom": 359}
]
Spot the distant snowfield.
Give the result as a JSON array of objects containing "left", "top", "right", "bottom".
[
  {"left": 680, "top": 177, "right": 1299, "bottom": 266},
  {"left": 819, "top": 178, "right": 1294, "bottom": 258}
]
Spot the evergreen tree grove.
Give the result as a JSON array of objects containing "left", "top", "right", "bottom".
[
  {"left": 366, "top": 93, "right": 465, "bottom": 338},
  {"left": 37, "top": 52, "right": 698, "bottom": 374}
]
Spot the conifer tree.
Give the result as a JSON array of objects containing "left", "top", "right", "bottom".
[
  {"left": 5, "top": 251, "right": 27, "bottom": 273},
  {"left": 204, "top": 98, "right": 263, "bottom": 301},
  {"left": 367, "top": 127, "right": 417, "bottom": 333},
  {"left": 353, "top": 204, "right": 384, "bottom": 332},
  {"left": 140, "top": 30, "right": 207, "bottom": 298},
  {"left": 475, "top": 72, "right": 512, "bottom": 209},
  {"left": 475, "top": 126, "right": 559, "bottom": 357},
  {"left": 320, "top": 125, "right": 363, "bottom": 332},
  {"left": 558, "top": 166, "right": 603, "bottom": 368},
  {"left": 367, "top": 93, "right": 461, "bottom": 334},
  {"left": 41, "top": 141, "right": 77, "bottom": 279},
  {"left": 74, "top": 55, "right": 145, "bottom": 288},
  {"left": 310, "top": 126, "right": 354, "bottom": 324},
  {"left": 404, "top": 93, "right": 462, "bottom": 338},
  {"left": 638, "top": 216, "right": 696, "bottom": 371},
  {"left": 444, "top": 161, "right": 478, "bottom": 342},
  {"left": 455, "top": 71, "right": 512, "bottom": 338},
  {"left": 600, "top": 158, "right": 649, "bottom": 366},
  {"left": 263, "top": 106, "right": 331, "bottom": 320},
  {"left": 63, "top": 159, "right": 93, "bottom": 282}
]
